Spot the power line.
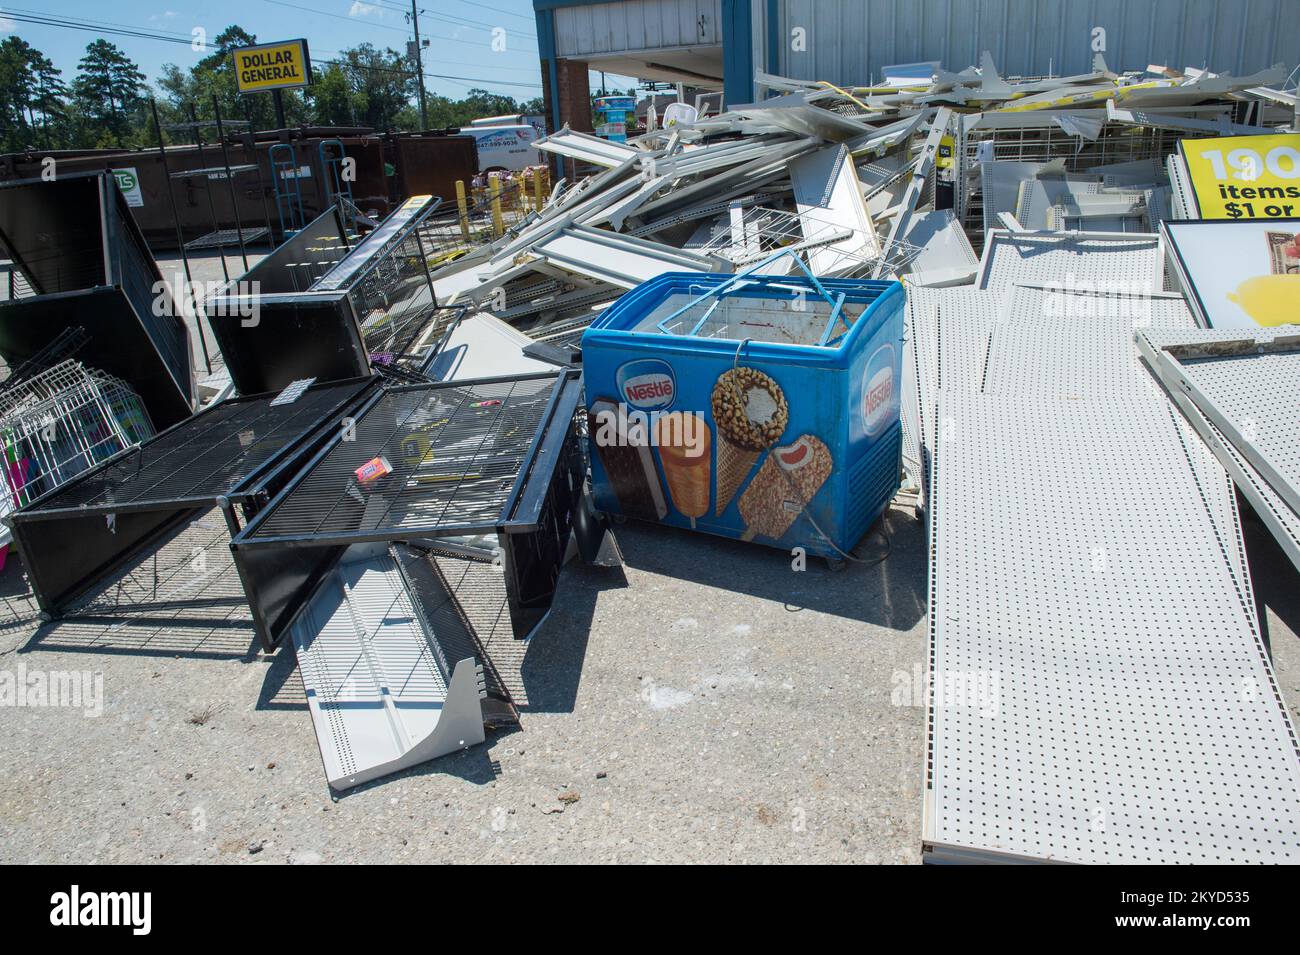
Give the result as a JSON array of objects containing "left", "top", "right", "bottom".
[
  {"left": 449, "top": 0, "right": 539, "bottom": 24},
  {"left": 363, "top": 0, "right": 537, "bottom": 39},
  {"left": 372, "top": 0, "right": 538, "bottom": 26},
  {"left": 7, "top": 6, "right": 199, "bottom": 41},
  {"left": 259, "top": 0, "right": 535, "bottom": 46},
  {"left": 3, "top": 12, "right": 196, "bottom": 47},
  {"left": 7, "top": 10, "right": 542, "bottom": 89}
]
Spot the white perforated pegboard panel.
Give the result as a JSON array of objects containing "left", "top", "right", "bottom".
[
  {"left": 905, "top": 286, "right": 1003, "bottom": 513},
  {"left": 926, "top": 393, "right": 1300, "bottom": 864},
  {"left": 980, "top": 288, "right": 1250, "bottom": 599},
  {"left": 1139, "top": 326, "right": 1300, "bottom": 573},
  {"left": 1015, "top": 179, "right": 1103, "bottom": 230},
  {"left": 986, "top": 315, "right": 1163, "bottom": 398},
  {"left": 975, "top": 230, "right": 1163, "bottom": 296},
  {"left": 1166, "top": 153, "right": 1196, "bottom": 220},
  {"left": 1171, "top": 348, "right": 1300, "bottom": 519},
  {"left": 901, "top": 303, "right": 922, "bottom": 480},
  {"left": 984, "top": 287, "right": 1195, "bottom": 397}
]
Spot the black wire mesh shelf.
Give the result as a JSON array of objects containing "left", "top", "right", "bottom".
[
  {"left": 207, "top": 197, "right": 445, "bottom": 395},
  {"left": 229, "top": 370, "right": 584, "bottom": 650},
  {"left": 363, "top": 303, "right": 464, "bottom": 372},
  {"left": 0, "top": 171, "right": 195, "bottom": 427},
  {"left": 240, "top": 371, "right": 579, "bottom": 543},
  {"left": 13, "top": 378, "right": 372, "bottom": 516},
  {"left": 7, "top": 378, "right": 375, "bottom": 615},
  {"left": 185, "top": 227, "right": 270, "bottom": 250}
]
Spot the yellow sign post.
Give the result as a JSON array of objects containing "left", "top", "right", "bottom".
[
  {"left": 233, "top": 40, "right": 313, "bottom": 94},
  {"left": 1179, "top": 132, "right": 1300, "bottom": 219}
]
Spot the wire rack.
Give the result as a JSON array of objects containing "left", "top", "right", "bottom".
[
  {"left": 692, "top": 205, "right": 922, "bottom": 277},
  {"left": 28, "top": 509, "right": 261, "bottom": 658},
  {"left": 20, "top": 379, "right": 368, "bottom": 514},
  {"left": 362, "top": 304, "right": 464, "bottom": 370},
  {"left": 0, "top": 360, "right": 154, "bottom": 511},
  {"left": 418, "top": 176, "right": 543, "bottom": 268},
  {"left": 957, "top": 119, "right": 1182, "bottom": 238},
  {"left": 244, "top": 374, "right": 567, "bottom": 542}
]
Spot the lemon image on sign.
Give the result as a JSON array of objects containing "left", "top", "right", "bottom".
[{"left": 1228, "top": 275, "right": 1300, "bottom": 327}]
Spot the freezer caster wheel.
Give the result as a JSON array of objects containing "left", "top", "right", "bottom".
[{"left": 825, "top": 557, "right": 847, "bottom": 573}]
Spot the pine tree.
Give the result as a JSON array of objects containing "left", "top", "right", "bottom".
[{"left": 73, "top": 40, "right": 146, "bottom": 146}]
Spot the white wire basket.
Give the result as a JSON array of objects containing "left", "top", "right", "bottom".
[{"left": 0, "top": 360, "right": 155, "bottom": 514}]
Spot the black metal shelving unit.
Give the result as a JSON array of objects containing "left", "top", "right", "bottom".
[
  {"left": 0, "top": 171, "right": 196, "bottom": 427},
  {"left": 231, "top": 370, "right": 584, "bottom": 650},
  {"left": 6, "top": 377, "right": 375, "bottom": 614},
  {"left": 206, "top": 196, "right": 452, "bottom": 395}
]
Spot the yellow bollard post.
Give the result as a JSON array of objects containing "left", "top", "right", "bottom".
[
  {"left": 455, "top": 180, "right": 470, "bottom": 240},
  {"left": 490, "top": 177, "right": 504, "bottom": 238}
]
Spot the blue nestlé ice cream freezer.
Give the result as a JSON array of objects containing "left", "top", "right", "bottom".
[{"left": 582, "top": 261, "right": 905, "bottom": 559}]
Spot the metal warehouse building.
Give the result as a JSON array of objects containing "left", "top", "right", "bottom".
[{"left": 534, "top": 0, "right": 1300, "bottom": 130}]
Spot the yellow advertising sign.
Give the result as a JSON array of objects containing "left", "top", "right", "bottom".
[
  {"left": 1179, "top": 133, "right": 1300, "bottom": 219},
  {"left": 936, "top": 134, "right": 955, "bottom": 170},
  {"left": 233, "top": 40, "right": 312, "bottom": 94}
]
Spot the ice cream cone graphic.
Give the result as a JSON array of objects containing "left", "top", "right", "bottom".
[
  {"left": 654, "top": 412, "right": 711, "bottom": 527},
  {"left": 711, "top": 366, "right": 788, "bottom": 516},
  {"left": 714, "top": 438, "right": 758, "bottom": 517},
  {"left": 739, "top": 435, "right": 833, "bottom": 541}
]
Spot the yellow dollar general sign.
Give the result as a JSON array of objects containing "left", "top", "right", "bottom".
[
  {"left": 233, "top": 40, "right": 312, "bottom": 94},
  {"left": 1179, "top": 132, "right": 1300, "bottom": 219}
]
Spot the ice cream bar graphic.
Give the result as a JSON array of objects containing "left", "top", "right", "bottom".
[
  {"left": 588, "top": 398, "right": 668, "bottom": 521},
  {"left": 711, "top": 366, "right": 789, "bottom": 516},
  {"left": 738, "top": 435, "right": 833, "bottom": 541},
  {"left": 653, "top": 412, "right": 711, "bottom": 527}
]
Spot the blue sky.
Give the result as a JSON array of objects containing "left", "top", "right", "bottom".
[{"left": 1, "top": 0, "right": 636, "bottom": 103}]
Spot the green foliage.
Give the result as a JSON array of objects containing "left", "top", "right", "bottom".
[
  {"left": 1, "top": 35, "right": 70, "bottom": 151},
  {"left": 73, "top": 40, "right": 148, "bottom": 147},
  {"left": 1, "top": 27, "right": 553, "bottom": 152}
]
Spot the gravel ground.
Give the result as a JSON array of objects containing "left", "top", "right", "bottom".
[
  {"left": 0, "top": 503, "right": 930, "bottom": 864},
  {"left": 1, "top": 496, "right": 1297, "bottom": 865}
]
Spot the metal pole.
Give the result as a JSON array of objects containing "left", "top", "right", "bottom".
[
  {"left": 411, "top": 1, "right": 428, "bottom": 129},
  {"left": 151, "top": 98, "right": 212, "bottom": 376},
  {"left": 272, "top": 89, "right": 287, "bottom": 130},
  {"left": 244, "top": 96, "right": 278, "bottom": 247},
  {"left": 212, "top": 95, "right": 250, "bottom": 272},
  {"left": 189, "top": 102, "right": 231, "bottom": 283},
  {"left": 455, "top": 180, "right": 470, "bottom": 239}
]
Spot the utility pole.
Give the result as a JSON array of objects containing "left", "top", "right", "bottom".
[{"left": 409, "top": 2, "right": 429, "bottom": 130}]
